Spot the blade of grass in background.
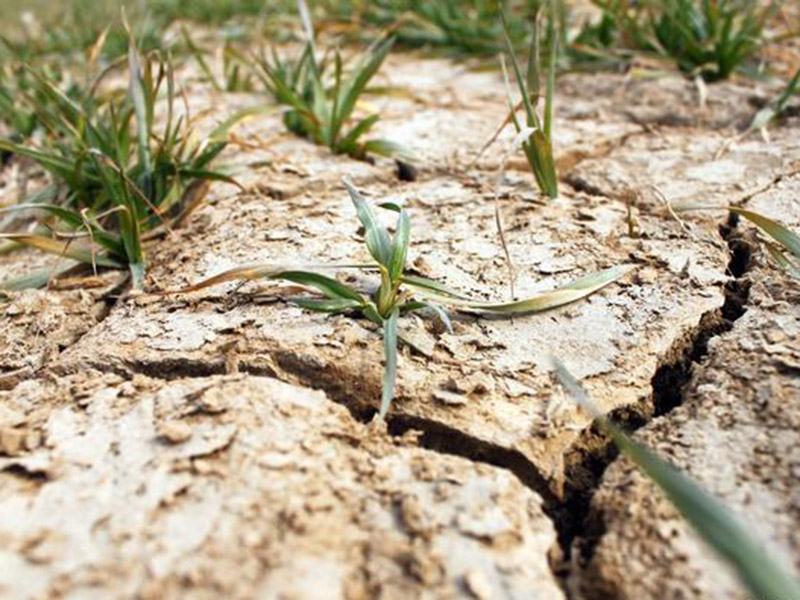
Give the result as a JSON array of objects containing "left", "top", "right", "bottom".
[
  {"left": 552, "top": 358, "right": 800, "bottom": 600},
  {"left": 498, "top": 0, "right": 559, "bottom": 198},
  {"left": 585, "top": 0, "right": 776, "bottom": 81}
]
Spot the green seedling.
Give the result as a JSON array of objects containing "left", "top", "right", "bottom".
[
  {"left": 0, "top": 28, "right": 239, "bottom": 291},
  {"left": 251, "top": 10, "right": 408, "bottom": 162},
  {"left": 553, "top": 359, "right": 800, "bottom": 600},
  {"left": 164, "top": 178, "right": 632, "bottom": 418},
  {"left": 590, "top": 0, "right": 775, "bottom": 81},
  {"left": 497, "top": 1, "right": 559, "bottom": 198}
]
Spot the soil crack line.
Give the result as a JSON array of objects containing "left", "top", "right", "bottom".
[{"left": 550, "top": 213, "right": 755, "bottom": 598}]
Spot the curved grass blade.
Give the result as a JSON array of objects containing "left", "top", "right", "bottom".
[
  {"left": 277, "top": 271, "right": 364, "bottom": 302},
  {"left": 552, "top": 358, "right": 800, "bottom": 600},
  {"left": 343, "top": 177, "right": 391, "bottom": 266},
  {"left": 729, "top": 207, "right": 800, "bottom": 260},
  {"left": 0, "top": 234, "right": 123, "bottom": 269},
  {"left": 764, "top": 241, "right": 800, "bottom": 280},
  {"left": 161, "top": 264, "right": 372, "bottom": 297},
  {"left": 360, "top": 139, "right": 414, "bottom": 162},
  {"left": 388, "top": 209, "right": 410, "bottom": 281},
  {"left": 380, "top": 307, "right": 400, "bottom": 418},
  {"left": 416, "top": 264, "right": 634, "bottom": 314},
  {"left": 291, "top": 297, "right": 364, "bottom": 313}
]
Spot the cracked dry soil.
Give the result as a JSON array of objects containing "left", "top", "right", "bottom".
[{"left": 1, "top": 51, "right": 799, "bottom": 599}]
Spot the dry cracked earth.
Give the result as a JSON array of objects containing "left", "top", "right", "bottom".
[{"left": 1, "top": 50, "right": 799, "bottom": 599}]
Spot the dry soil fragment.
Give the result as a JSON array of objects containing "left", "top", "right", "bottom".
[
  {"left": 0, "top": 375, "right": 563, "bottom": 600},
  {"left": 577, "top": 263, "right": 800, "bottom": 600}
]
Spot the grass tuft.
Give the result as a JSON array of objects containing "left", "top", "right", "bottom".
[
  {"left": 0, "top": 29, "right": 240, "bottom": 290},
  {"left": 586, "top": 0, "right": 776, "bottom": 81},
  {"left": 250, "top": 3, "right": 409, "bottom": 162}
]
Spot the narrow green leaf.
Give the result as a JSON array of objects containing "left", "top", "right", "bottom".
[
  {"left": 334, "top": 37, "right": 395, "bottom": 140},
  {"left": 416, "top": 264, "right": 634, "bottom": 314},
  {"left": 730, "top": 207, "right": 800, "bottom": 260},
  {"left": 128, "top": 42, "right": 152, "bottom": 176},
  {"left": 764, "top": 242, "right": 800, "bottom": 280},
  {"left": 292, "top": 297, "right": 364, "bottom": 313},
  {"left": 360, "top": 139, "right": 414, "bottom": 162},
  {"left": 380, "top": 308, "right": 400, "bottom": 419},
  {"left": 401, "top": 274, "right": 472, "bottom": 300},
  {"left": 277, "top": 270, "right": 364, "bottom": 303},
  {"left": 388, "top": 210, "right": 410, "bottom": 281},
  {"left": 343, "top": 177, "right": 392, "bottom": 267},
  {"left": 552, "top": 359, "right": 800, "bottom": 600}
]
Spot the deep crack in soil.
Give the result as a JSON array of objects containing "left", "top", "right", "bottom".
[{"left": 549, "top": 212, "right": 756, "bottom": 597}]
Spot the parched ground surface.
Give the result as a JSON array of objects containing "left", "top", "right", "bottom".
[{"left": 1, "top": 47, "right": 799, "bottom": 599}]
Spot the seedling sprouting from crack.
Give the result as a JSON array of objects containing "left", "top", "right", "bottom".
[
  {"left": 163, "top": 178, "right": 633, "bottom": 418},
  {"left": 250, "top": 1, "right": 409, "bottom": 162},
  {"left": 552, "top": 358, "right": 800, "bottom": 600}
]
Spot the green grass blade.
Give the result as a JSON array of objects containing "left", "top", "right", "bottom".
[
  {"left": 343, "top": 177, "right": 392, "bottom": 267},
  {"left": 764, "top": 242, "right": 800, "bottom": 280},
  {"left": 417, "top": 264, "right": 633, "bottom": 314},
  {"left": 499, "top": 4, "right": 539, "bottom": 129},
  {"left": 291, "top": 297, "right": 364, "bottom": 313},
  {"left": 334, "top": 37, "right": 395, "bottom": 140},
  {"left": 277, "top": 270, "right": 364, "bottom": 302},
  {"left": 380, "top": 307, "right": 400, "bottom": 418},
  {"left": 127, "top": 42, "right": 152, "bottom": 177},
  {"left": 544, "top": 0, "right": 557, "bottom": 140},
  {"left": 360, "top": 139, "right": 414, "bottom": 162},
  {"left": 401, "top": 274, "right": 472, "bottom": 300},
  {"left": 552, "top": 359, "right": 800, "bottom": 600},
  {"left": 1, "top": 268, "right": 57, "bottom": 292},
  {"left": 388, "top": 209, "right": 410, "bottom": 281},
  {"left": 729, "top": 207, "right": 800, "bottom": 260}
]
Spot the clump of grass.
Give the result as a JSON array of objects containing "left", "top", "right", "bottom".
[
  {"left": 553, "top": 359, "right": 800, "bottom": 600},
  {"left": 588, "top": 0, "right": 776, "bottom": 81},
  {"left": 251, "top": 4, "right": 408, "bottom": 162},
  {"left": 498, "top": 0, "right": 559, "bottom": 198},
  {"left": 164, "top": 178, "right": 632, "bottom": 417},
  {"left": 0, "top": 28, "right": 239, "bottom": 291}
]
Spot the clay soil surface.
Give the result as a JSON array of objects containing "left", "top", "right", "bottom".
[{"left": 1, "top": 42, "right": 799, "bottom": 600}]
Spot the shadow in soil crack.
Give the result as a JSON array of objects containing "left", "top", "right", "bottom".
[{"left": 551, "top": 213, "right": 755, "bottom": 596}]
